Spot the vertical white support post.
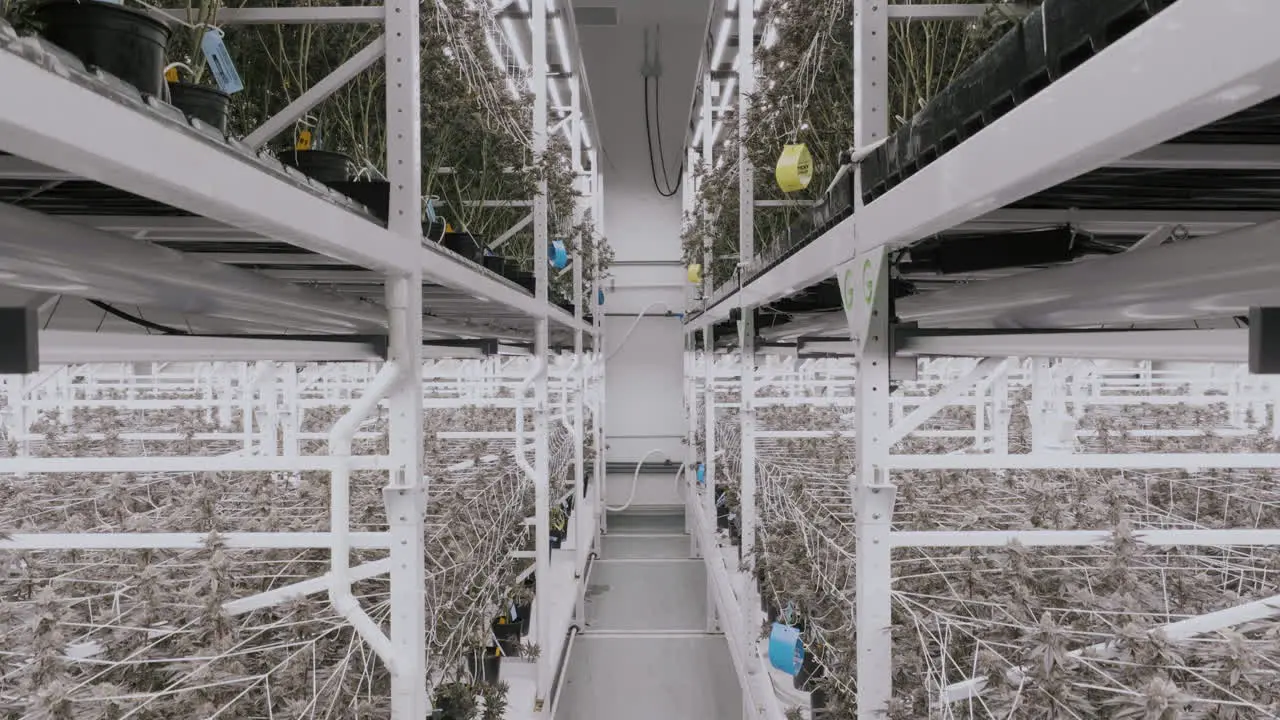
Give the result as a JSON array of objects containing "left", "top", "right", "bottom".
[
  {"left": 973, "top": 379, "right": 986, "bottom": 450},
  {"left": 384, "top": 0, "right": 427, "bottom": 716},
  {"left": 281, "top": 362, "right": 300, "bottom": 464},
  {"left": 685, "top": 346, "right": 698, "bottom": 541},
  {"left": 239, "top": 362, "right": 253, "bottom": 452},
  {"left": 701, "top": 71, "right": 714, "bottom": 310},
  {"left": 991, "top": 363, "right": 1010, "bottom": 455},
  {"left": 852, "top": 256, "right": 894, "bottom": 720},
  {"left": 532, "top": 0, "right": 554, "bottom": 701},
  {"left": 6, "top": 375, "right": 30, "bottom": 470},
  {"left": 571, "top": 70, "right": 590, "bottom": 623},
  {"left": 704, "top": 328, "right": 718, "bottom": 632},
  {"left": 589, "top": 149, "right": 607, "bottom": 537},
  {"left": 736, "top": 0, "right": 757, "bottom": 657},
  {"left": 851, "top": 0, "right": 891, "bottom": 717}
]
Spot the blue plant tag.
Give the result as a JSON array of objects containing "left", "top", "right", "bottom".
[
  {"left": 201, "top": 30, "right": 243, "bottom": 94},
  {"left": 696, "top": 463, "right": 706, "bottom": 486},
  {"left": 425, "top": 197, "right": 438, "bottom": 224},
  {"left": 548, "top": 240, "right": 569, "bottom": 269}
]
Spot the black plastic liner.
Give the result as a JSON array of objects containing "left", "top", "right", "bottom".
[{"left": 861, "top": 0, "right": 1181, "bottom": 205}]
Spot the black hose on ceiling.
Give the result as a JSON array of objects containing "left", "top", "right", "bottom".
[{"left": 89, "top": 300, "right": 189, "bottom": 336}]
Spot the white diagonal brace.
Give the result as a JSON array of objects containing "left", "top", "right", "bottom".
[
  {"left": 940, "top": 592, "right": 1280, "bottom": 704},
  {"left": 489, "top": 213, "right": 534, "bottom": 250},
  {"left": 887, "top": 357, "right": 1005, "bottom": 446},
  {"left": 245, "top": 36, "right": 387, "bottom": 150},
  {"left": 224, "top": 559, "right": 394, "bottom": 616}
]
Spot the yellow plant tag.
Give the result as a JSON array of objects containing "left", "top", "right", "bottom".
[
  {"left": 164, "top": 67, "right": 179, "bottom": 83},
  {"left": 295, "top": 129, "right": 313, "bottom": 151},
  {"left": 687, "top": 263, "right": 703, "bottom": 284},
  {"left": 775, "top": 143, "right": 813, "bottom": 193}
]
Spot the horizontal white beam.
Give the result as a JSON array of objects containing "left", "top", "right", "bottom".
[
  {"left": 884, "top": 453, "right": 1280, "bottom": 471},
  {"left": 40, "top": 331, "right": 383, "bottom": 364},
  {"left": 887, "top": 3, "right": 1030, "bottom": 20},
  {"left": 164, "top": 6, "right": 386, "bottom": 25},
  {"left": 0, "top": 46, "right": 414, "bottom": 274},
  {"left": 0, "top": 455, "right": 393, "bottom": 474},
  {"left": 891, "top": 528, "right": 1280, "bottom": 548},
  {"left": 0, "top": 532, "right": 392, "bottom": 550},
  {"left": 897, "top": 330, "right": 1248, "bottom": 364},
  {"left": 898, "top": 218, "right": 1280, "bottom": 328},
  {"left": 687, "top": 0, "right": 1280, "bottom": 329}
]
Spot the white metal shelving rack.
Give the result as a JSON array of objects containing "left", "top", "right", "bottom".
[
  {"left": 680, "top": 1, "right": 1280, "bottom": 718},
  {"left": 0, "top": 1, "right": 605, "bottom": 717}
]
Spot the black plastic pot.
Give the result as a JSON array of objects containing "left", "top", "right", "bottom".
[
  {"left": 513, "top": 601, "right": 532, "bottom": 636},
  {"left": 793, "top": 651, "right": 823, "bottom": 691},
  {"left": 35, "top": 0, "right": 173, "bottom": 96},
  {"left": 549, "top": 534, "right": 563, "bottom": 550},
  {"left": 441, "top": 232, "right": 483, "bottom": 263},
  {"left": 167, "top": 82, "right": 230, "bottom": 133},
  {"left": 467, "top": 648, "right": 502, "bottom": 686},
  {"left": 278, "top": 149, "right": 355, "bottom": 184},
  {"left": 482, "top": 253, "right": 506, "bottom": 274},
  {"left": 507, "top": 269, "right": 536, "bottom": 293},
  {"left": 810, "top": 685, "right": 828, "bottom": 715},
  {"left": 330, "top": 180, "right": 390, "bottom": 220},
  {"left": 327, "top": 180, "right": 440, "bottom": 237},
  {"left": 492, "top": 619, "right": 522, "bottom": 657}
]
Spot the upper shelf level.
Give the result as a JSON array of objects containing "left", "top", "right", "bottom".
[
  {"left": 0, "top": 20, "right": 590, "bottom": 338},
  {"left": 685, "top": 0, "right": 1280, "bottom": 332}
]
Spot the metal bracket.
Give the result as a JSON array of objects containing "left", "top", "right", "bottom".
[{"left": 856, "top": 483, "right": 897, "bottom": 527}]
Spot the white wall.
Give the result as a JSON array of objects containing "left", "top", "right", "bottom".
[{"left": 576, "top": 0, "right": 708, "bottom": 465}]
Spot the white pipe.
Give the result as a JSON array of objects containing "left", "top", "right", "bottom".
[
  {"left": 605, "top": 448, "right": 667, "bottom": 512},
  {"left": 560, "top": 355, "right": 580, "bottom": 437},
  {"left": 328, "top": 361, "right": 402, "bottom": 672},
  {"left": 514, "top": 358, "right": 546, "bottom": 480}
]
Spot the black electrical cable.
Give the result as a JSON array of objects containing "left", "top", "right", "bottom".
[
  {"left": 643, "top": 76, "right": 682, "bottom": 198},
  {"left": 652, "top": 77, "right": 675, "bottom": 192},
  {"left": 88, "top": 300, "right": 189, "bottom": 336}
]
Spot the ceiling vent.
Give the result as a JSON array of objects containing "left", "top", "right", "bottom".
[{"left": 575, "top": 7, "right": 618, "bottom": 26}]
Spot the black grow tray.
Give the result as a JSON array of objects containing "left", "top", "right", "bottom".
[{"left": 861, "top": 0, "right": 1181, "bottom": 205}]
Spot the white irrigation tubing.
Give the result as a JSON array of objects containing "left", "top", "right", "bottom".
[
  {"left": 605, "top": 302, "right": 669, "bottom": 361},
  {"left": 605, "top": 449, "right": 669, "bottom": 512}
]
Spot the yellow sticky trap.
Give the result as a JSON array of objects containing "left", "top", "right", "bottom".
[
  {"left": 164, "top": 67, "right": 179, "bottom": 83},
  {"left": 775, "top": 143, "right": 814, "bottom": 193},
  {"left": 687, "top": 263, "right": 703, "bottom": 284},
  {"left": 295, "top": 129, "right": 313, "bottom": 151}
]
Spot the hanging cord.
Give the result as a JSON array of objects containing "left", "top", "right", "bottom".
[
  {"left": 605, "top": 302, "right": 671, "bottom": 361},
  {"left": 640, "top": 24, "right": 680, "bottom": 197},
  {"left": 88, "top": 300, "right": 189, "bottom": 336},
  {"left": 606, "top": 449, "right": 677, "bottom": 512},
  {"left": 643, "top": 76, "right": 682, "bottom": 198}
]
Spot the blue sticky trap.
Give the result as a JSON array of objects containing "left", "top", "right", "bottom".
[
  {"left": 768, "top": 623, "right": 804, "bottom": 675},
  {"left": 548, "top": 239, "right": 569, "bottom": 269},
  {"left": 201, "top": 29, "right": 243, "bottom": 94},
  {"left": 696, "top": 463, "right": 706, "bottom": 486}
]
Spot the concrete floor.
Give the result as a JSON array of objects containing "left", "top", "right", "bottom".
[{"left": 555, "top": 481, "right": 743, "bottom": 719}]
